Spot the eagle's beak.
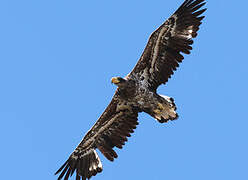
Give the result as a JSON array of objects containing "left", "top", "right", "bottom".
[{"left": 111, "top": 77, "right": 120, "bottom": 84}]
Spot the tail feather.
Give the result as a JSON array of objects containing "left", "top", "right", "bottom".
[{"left": 55, "top": 149, "right": 102, "bottom": 180}]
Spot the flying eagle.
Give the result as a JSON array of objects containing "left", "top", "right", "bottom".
[{"left": 55, "top": 0, "right": 206, "bottom": 179}]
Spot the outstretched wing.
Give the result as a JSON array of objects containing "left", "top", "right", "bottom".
[
  {"left": 129, "top": 0, "right": 206, "bottom": 89},
  {"left": 55, "top": 92, "right": 139, "bottom": 180}
]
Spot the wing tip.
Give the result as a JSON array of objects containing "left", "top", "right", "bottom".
[
  {"left": 176, "top": 0, "right": 207, "bottom": 15},
  {"left": 55, "top": 149, "right": 103, "bottom": 180},
  {"left": 55, "top": 159, "right": 69, "bottom": 175}
]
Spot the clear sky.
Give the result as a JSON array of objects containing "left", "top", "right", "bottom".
[{"left": 0, "top": 0, "right": 247, "bottom": 179}]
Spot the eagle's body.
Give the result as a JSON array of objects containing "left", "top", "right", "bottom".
[{"left": 55, "top": 0, "right": 206, "bottom": 179}]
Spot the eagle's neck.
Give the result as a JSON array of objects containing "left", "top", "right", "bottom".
[{"left": 117, "top": 79, "right": 136, "bottom": 99}]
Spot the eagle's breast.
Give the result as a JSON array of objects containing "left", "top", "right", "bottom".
[{"left": 117, "top": 75, "right": 156, "bottom": 111}]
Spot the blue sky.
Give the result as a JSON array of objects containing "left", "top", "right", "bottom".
[{"left": 0, "top": 0, "right": 247, "bottom": 179}]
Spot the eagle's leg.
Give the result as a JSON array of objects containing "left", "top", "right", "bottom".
[{"left": 146, "top": 95, "right": 178, "bottom": 123}]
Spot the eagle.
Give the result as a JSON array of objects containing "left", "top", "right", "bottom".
[{"left": 55, "top": 0, "right": 206, "bottom": 179}]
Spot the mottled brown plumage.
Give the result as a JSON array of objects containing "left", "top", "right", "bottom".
[{"left": 55, "top": 0, "right": 206, "bottom": 179}]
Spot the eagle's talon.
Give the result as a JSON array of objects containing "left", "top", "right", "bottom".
[{"left": 159, "top": 117, "right": 168, "bottom": 123}]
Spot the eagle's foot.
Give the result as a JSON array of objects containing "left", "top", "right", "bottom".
[
  {"left": 158, "top": 113, "right": 179, "bottom": 123},
  {"left": 153, "top": 96, "right": 178, "bottom": 123}
]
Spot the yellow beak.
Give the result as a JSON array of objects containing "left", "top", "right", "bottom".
[{"left": 111, "top": 77, "right": 120, "bottom": 84}]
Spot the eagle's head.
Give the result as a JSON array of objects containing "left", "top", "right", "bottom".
[{"left": 111, "top": 77, "right": 127, "bottom": 88}]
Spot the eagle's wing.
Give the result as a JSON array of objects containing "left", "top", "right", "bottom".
[
  {"left": 55, "top": 92, "right": 139, "bottom": 180},
  {"left": 129, "top": 0, "right": 206, "bottom": 89}
]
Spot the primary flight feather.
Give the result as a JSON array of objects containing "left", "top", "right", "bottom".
[{"left": 55, "top": 0, "right": 206, "bottom": 179}]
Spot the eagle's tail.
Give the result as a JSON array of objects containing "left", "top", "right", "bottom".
[
  {"left": 151, "top": 94, "right": 178, "bottom": 123},
  {"left": 55, "top": 148, "right": 103, "bottom": 180}
]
